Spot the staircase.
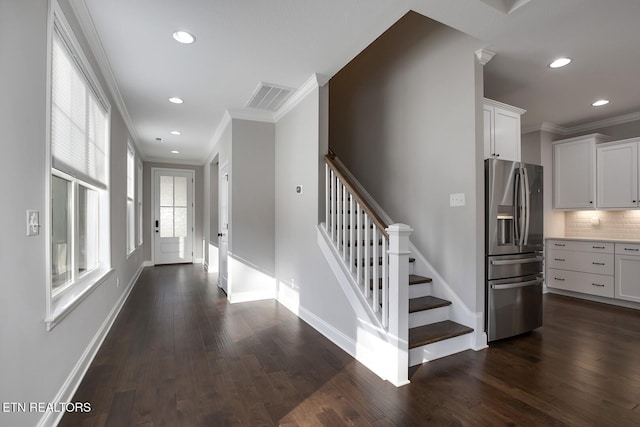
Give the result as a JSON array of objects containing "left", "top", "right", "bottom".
[{"left": 320, "top": 154, "right": 475, "bottom": 385}]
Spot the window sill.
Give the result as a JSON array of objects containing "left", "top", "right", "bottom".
[{"left": 45, "top": 268, "right": 114, "bottom": 331}]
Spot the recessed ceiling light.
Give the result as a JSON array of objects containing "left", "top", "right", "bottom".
[
  {"left": 172, "top": 31, "right": 195, "bottom": 44},
  {"left": 171, "top": 150, "right": 180, "bottom": 154},
  {"left": 592, "top": 99, "right": 610, "bottom": 107},
  {"left": 170, "top": 130, "right": 181, "bottom": 135},
  {"left": 168, "top": 97, "right": 183, "bottom": 104},
  {"left": 549, "top": 57, "right": 572, "bottom": 68}
]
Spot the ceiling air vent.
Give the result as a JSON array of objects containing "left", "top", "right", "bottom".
[{"left": 245, "top": 82, "right": 295, "bottom": 111}]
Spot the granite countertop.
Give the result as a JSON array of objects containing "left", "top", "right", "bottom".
[{"left": 546, "top": 236, "right": 640, "bottom": 244}]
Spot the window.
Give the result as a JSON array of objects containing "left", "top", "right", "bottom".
[
  {"left": 127, "top": 145, "right": 135, "bottom": 255},
  {"left": 47, "top": 4, "right": 111, "bottom": 330},
  {"left": 137, "top": 160, "right": 143, "bottom": 246}
]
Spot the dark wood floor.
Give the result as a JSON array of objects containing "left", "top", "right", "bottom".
[{"left": 61, "top": 265, "right": 640, "bottom": 426}]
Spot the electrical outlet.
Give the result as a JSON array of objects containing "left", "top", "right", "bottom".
[{"left": 449, "top": 193, "right": 465, "bottom": 207}]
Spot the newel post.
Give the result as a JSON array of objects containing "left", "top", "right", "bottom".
[{"left": 386, "top": 223, "right": 412, "bottom": 386}]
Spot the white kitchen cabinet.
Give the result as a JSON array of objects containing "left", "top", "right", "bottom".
[
  {"left": 615, "top": 242, "right": 640, "bottom": 303},
  {"left": 484, "top": 98, "right": 525, "bottom": 162},
  {"left": 552, "top": 134, "right": 610, "bottom": 209},
  {"left": 546, "top": 239, "right": 614, "bottom": 298},
  {"left": 597, "top": 138, "right": 640, "bottom": 209}
]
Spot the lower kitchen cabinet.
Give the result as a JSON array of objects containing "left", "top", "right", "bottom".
[
  {"left": 546, "top": 239, "right": 615, "bottom": 298},
  {"left": 615, "top": 243, "right": 640, "bottom": 303}
]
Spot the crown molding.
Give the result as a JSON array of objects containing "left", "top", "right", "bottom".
[
  {"left": 475, "top": 48, "right": 496, "bottom": 66},
  {"left": 524, "top": 111, "right": 640, "bottom": 136},
  {"left": 144, "top": 157, "right": 205, "bottom": 167},
  {"left": 228, "top": 108, "right": 275, "bottom": 123},
  {"left": 273, "top": 73, "right": 327, "bottom": 121},
  {"left": 564, "top": 111, "right": 640, "bottom": 135},
  {"left": 69, "top": 0, "right": 145, "bottom": 160}
]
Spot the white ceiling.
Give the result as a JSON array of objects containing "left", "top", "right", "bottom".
[{"left": 71, "top": 0, "right": 640, "bottom": 163}]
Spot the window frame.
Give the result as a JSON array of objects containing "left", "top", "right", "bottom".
[
  {"left": 45, "top": 1, "right": 112, "bottom": 331},
  {"left": 126, "top": 143, "right": 136, "bottom": 256},
  {"left": 137, "top": 159, "right": 143, "bottom": 246}
]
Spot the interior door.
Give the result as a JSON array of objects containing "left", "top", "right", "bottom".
[
  {"left": 153, "top": 169, "right": 194, "bottom": 265},
  {"left": 218, "top": 164, "right": 229, "bottom": 293}
]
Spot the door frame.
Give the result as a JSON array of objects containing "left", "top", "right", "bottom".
[
  {"left": 218, "top": 160, "right": 229, "bottom": 293},
  {"left": 150, "top": 167, "right": 196, "bottom": 265}
]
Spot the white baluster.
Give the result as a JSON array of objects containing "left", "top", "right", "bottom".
[
  {"left": 349, "top": 195, "right": 355, "bottom": 273},
  {"left": 337, "top": 179, "right": 342, "bottom": 254},
  {"left": 381, "top": 236, "right": 388, "bottom": 328},
  {"left": 356, "top": 203, "right": 362, "bottom": 287},
  {"left": 330, "top": 170, "right": 336, "bottom": 242},
  {"left": 364, "top": 215, "right": 370, "bottom": 299},
  {"left": 325, "top": 164, "right": 329, "bottom": 232},
  {"left": 342, "top": 185, "right": 347, "bottom": 260},
  {"left": 373, "top": 227, "right": 379, "bottom": 313}
]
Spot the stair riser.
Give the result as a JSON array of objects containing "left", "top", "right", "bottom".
[
  {"left": 409, "top": 283, "right": 431, "bottom": 299},
  {"left": 408, "top": 334, "right": 471, "bottom": 366},
  {"left": 409, "top": 306, "right": 449, "bottom": 328}
]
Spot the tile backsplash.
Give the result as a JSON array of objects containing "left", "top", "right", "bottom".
[{"left": 565, "top": 210, "right": 640, "bottom": 240}]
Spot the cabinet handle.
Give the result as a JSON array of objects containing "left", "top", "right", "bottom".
[
  {"left": 554, "top": 258, "right": 565, "bottom": 261},
  {"left": 592, "top": 246, "right": 605, "bottom": 249},
  {"left": 554, "top": 277, "right": 565, "bottom": 281},
  {"left": 554, "top": 243, "right": 566, "bottom": 247},
  {"left": 624, "top": 248, "right": 640, "bottom": 252},
  {"left": 496, "top": 153, "right": 500, "bottom": 157},
  {"left": 634, "top": 200, "right": 637, "bottom": 203},
  {"left": 592, "top": 283, "right": 605, "bottom": 287},
  {"left": 589, "top": 201, "right": 593, "bottom": 204},
  {"left": 592, "top": 262, "right": 605, "bottom": 266}
]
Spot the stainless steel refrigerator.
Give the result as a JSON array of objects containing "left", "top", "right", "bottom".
[{"left": 485, "top": 158, "right": 544, "bottom": 342}]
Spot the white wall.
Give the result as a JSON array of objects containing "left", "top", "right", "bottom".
[
  {"left": 0, "top": 2, "right": 146, "bottom": 426},
  {"left": 522, "top": 131, "right": 542, "bottom": 165},
  {"left": 275, "top": 84, "right": 362, "bottom": 345},
  {"left": 533, "top": 130, "right": 566, "bottom": 237},
  {"left": 329, "top": 12, "right": 484, "bottom": 312}
]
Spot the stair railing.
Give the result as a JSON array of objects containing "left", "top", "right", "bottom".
[{"left": 323, "top": 154, "right": 412, "bottom": 385}]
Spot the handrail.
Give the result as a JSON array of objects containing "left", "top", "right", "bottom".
[{"left": 324, "top": 154, "right": 389, "bottom": 237}]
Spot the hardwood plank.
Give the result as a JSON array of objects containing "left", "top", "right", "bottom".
[{"left": 60, "top": 265, "right": 640, "bottom": 426}]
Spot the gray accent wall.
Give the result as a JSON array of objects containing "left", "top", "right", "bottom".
[
  {"left": 329, "top": 12, "right": 484, "bottom": 312},
  {"left": 0, "top": 2, "right": 147, "bottom": 426}
]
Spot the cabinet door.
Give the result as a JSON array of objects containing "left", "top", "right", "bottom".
[
  {"left": 615, "top": 255, "right": 640, "bottom": 303},
  {"left": 493, "top": 107, "right": 521, "bottom": 162},
  {"left": 597, "top": 142, "right": 638, "bottom": 208},
  {"left": 483, "top": 105, "right": 493, "bottom": 159},
  {"left": 553, "top": 140, "right": 595, "bottom": 209}
]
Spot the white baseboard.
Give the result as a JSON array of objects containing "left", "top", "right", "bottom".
[
  {"left": 195, "top": 257, "right": 203, "bottom": 264},
  {"left": 37, "top": 263, "right": 144, "bottom": 427},
  {"left": 228, "top": 289, "right": 276, "bottom": 304},
  {"left": 143, "top": 260, "right": 153, "bottom": 267}
]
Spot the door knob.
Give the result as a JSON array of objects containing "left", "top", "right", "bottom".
[{"left": 217, "top": 233, "right": 223, "bottom": 237}]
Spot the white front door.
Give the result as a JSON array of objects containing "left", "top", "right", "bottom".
[
  {"left": 218, "top": 164, "right": 229, "bottom": 293},
  {"left": 153, "top": 169, "right": 194, "bottom": 265}
]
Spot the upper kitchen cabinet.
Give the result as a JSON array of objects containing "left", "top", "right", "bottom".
[
  {"left": 484, "top": 98, "right": 526, "bottom": 162},
  {"left": 552, "top": 134, "right": 610, "bottom": 210},
  {"left": 597, "top": 138, "right": 640, "bottom": 208}
]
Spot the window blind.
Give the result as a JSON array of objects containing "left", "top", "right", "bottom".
[{"left": 51, "top": 27, "right": 108, "bottom": 190}]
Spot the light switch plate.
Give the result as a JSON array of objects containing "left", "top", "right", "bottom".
[
  {"left": 449, "top": 193, "right": 465, "bottom": 207},
  {"left": 26, "top": 210, "right": 39, "bottom": 236}
]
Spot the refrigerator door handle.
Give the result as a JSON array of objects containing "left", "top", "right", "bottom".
[
  {"left": 491, "top": 278, "right": 543, "bottom": 290},
  {"left": 490, "top": 256, "right": 543, "bottom": 266},
  {"left": 523, "top": 167, "right": 531, "bottom": 246},
  {"left": 513, "top": 170, "right": 521, "bottom": 244}
]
